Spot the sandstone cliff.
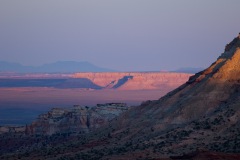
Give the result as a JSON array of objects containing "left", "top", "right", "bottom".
[
  {"left": 0, "top": 72, "right": 191, "bottom": 90},
  {"left": 73, "top": 72, "right": 190, "bottom": 90}
]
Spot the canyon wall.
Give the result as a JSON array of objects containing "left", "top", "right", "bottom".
[{"left": 73, "top": 72, "right": 191, "bottom": 90}]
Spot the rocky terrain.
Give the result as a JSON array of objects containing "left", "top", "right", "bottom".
[
  {"left": 25, "top": 103, "right": 129, "bottom": 135},
  {"left": 0, "top": 103, "right": 129, "bottom": 135},
  {"left": 0, "top": 126, "right": 25, "bottom": 134},
  {"left": 1, "top": 34, "right": 240, "bottom": 159}
]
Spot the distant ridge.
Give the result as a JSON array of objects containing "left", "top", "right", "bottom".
[
  {"left": 0, "top": 72, "right": 191, "bottom": 90},
  {"left": 172, "top": 67, "right": 204, "bottom": 73},
  {"left": 0, "top": 61, "right": 115, "bottom": 73}
]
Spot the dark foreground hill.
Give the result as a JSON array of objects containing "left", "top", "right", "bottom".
[{"left": 1, "top": 34, "right": 240, "bottom": 159}]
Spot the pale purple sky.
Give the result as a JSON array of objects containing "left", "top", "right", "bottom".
[{"left": 0, "top": 0, "right": 240, "bottom": 71}]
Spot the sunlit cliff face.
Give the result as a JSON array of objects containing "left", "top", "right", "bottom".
[
  {"left": 73, "top": 72, "right": 191, "bottom": 90},
  {"left": 188, "top": 34, "right": 240, "bottom": 83}
]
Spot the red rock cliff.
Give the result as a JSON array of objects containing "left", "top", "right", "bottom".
[{"left": 73, "top": 72, "right": 191, "bottom": 90}]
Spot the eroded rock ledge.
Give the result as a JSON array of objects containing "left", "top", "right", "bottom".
[{"left": 23, "top": 103, "right": 129, "bottom": 135}]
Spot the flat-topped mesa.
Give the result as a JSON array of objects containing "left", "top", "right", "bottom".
[{"left": 73, "top": 72, "right": 191, "bottom": 90}]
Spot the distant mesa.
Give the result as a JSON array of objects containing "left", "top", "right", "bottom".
[
  {"left": 71, "top": 72, "right": 192, "bottom": 90},
  {"left": 0, "top": 72, "right": 192, "bottom": 90},
  {"left": 172, "top": 67, "right": 204, "bottom": 73},
  {"left": 0, "top": 60, "right": 203, "bottom": 74},
  {"left": 0, "top": 61, "right": 115, "bottom": 73}
]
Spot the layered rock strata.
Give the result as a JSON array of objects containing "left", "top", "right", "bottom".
[
  {"left": 73, "top": 72, "right": 191, "bottom": 90},
  {"left": 25, "top": 103, "right": 129, "bottom": 135}
]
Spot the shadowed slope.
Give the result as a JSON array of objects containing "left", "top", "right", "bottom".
[
  {"left": 112, "top": 76, "right": 133, "bottom": 89},
  {"left": 0, "top": 78, "right": 102, "bottom": 89}
]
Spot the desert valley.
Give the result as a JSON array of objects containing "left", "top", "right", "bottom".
[{"left": 0, "top": 72, "right": 190, "bottom": 125}]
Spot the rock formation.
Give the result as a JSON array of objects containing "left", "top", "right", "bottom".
[
  {"left": 73, "top": 72, "right": 191, "bottom": 90},
  {"left": 25, "top": 103, "right": 129, "bottom": 135},
  {"left": 0, "top": 126, "right": 25, "bottom": 134},
  {"left": 0, "top": 72, "right": 191, "bottom": 90}
]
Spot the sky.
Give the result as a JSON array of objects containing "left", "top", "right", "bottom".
[{"left": 0, "top": 0, "right": 240, "bottom": 71}]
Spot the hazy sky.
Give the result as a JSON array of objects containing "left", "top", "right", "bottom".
[{"left": 0, "top": 0, "right": 240, "bottom": 71}]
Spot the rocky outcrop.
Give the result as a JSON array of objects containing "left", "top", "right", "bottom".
[
  {"left": 0, "top": 126, "right": 25, "bottom": 134},
  {"left": 25, "top": 103, "right": 129, "bottom": 135}
]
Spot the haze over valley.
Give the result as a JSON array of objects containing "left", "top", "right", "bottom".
[{"left": 0, "top": 72, "right": 191, "bottom": 125}]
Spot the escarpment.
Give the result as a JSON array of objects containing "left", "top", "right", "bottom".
[{"left": 73, "top": 72, "right": 191, "bottom": 90}]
